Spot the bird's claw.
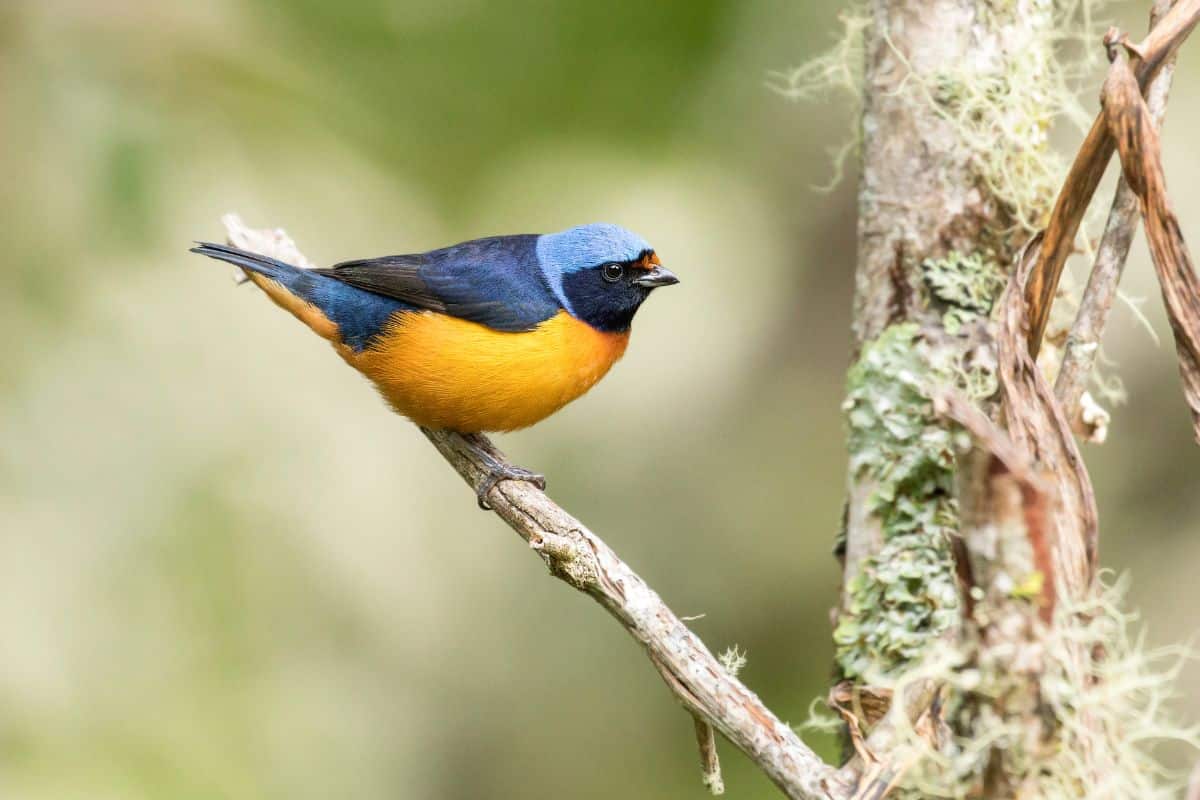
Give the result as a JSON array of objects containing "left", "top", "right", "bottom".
[
  {"left": 457, "top": 432, "right": 547, "bottom": 510},
  {"left": 475, "top": 464, "right": 547, "bottom": 510}
]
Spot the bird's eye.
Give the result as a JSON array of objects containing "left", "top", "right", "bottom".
[{"left": 601, "top": 263, "right": 624, "bottom": 283}]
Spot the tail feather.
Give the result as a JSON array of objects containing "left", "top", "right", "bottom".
[
  {"left": 190, "top": 240, "right": 408, "bottom": 350},
  {"left": 190, "top": 242, "right": 302, "bottom": 283},
  {"left": 191, "top": 241, "right": 342, "bottom": 340}
]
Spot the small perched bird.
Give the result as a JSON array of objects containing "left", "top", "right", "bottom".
[{"left": 191, "top": 223, "right": 678, "bottom": 506}]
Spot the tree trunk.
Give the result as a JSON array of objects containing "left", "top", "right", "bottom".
[{"left": 836, "top": 0, "right": 1107, "bottom": 794}]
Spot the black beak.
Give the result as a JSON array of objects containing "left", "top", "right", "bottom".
[{"left": 635, "top": 266, "right": 680, "bottom": 288}]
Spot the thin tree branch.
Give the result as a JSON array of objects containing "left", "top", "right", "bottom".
[
  {"left": 1024, "top": 0, "right": 1200, "bottom": 357},
  {"left": 693, "top": 713, "right": 725, "bottom": 795},
  {"left": 1103, "top": 37, "right": 1200, "bottom": 440},
  {"left": 1055, "top": 0, "right": 1179, "bottom": 436},
  {"left": 217, "top": 214, "right": 856, "bottom": 800},
  {"left": 419, "top": 427, "right": 850, "bottom": 799}
]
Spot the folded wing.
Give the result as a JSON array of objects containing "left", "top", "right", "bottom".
[{"left": 314, "top": 234, "right": 561, "bottom": 332}]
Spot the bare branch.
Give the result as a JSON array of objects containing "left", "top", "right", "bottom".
[
  {"left": 1103, "top": 40, "right": 1200, "bottom": 441},
  {"left": 1024, "top": 0, "right": 1200, "bottom": 357},
  {"left": 1056, "top": 0, "right": 1179, "bottom": 437},
  {"left": 420, "top": 426, "right": 849, "bottom": 799},
  {"left": 217, "top": 214, "right": 853, "bottom": 800},
  {"left": 693, "top": 714, "right": 725, "bottom": 796}
]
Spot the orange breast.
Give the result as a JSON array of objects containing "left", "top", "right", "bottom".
[{"left": 338, "top": 310, "right": 630, "bottom": 432}]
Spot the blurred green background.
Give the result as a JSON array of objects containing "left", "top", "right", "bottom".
[{"left": 2, "top": 1, "right": 1198, "bottom": 797}]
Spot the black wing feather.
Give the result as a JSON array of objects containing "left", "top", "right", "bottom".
[
  {"left": 313, "top": 234, "right": 560, "bottom": 332},
  {"left": 313, "top": 255, "right": 446, "bottom": 313}
]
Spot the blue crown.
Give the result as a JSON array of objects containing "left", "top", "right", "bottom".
[{"left": 535, "top": 223, "right": 652, "bottom": 313}]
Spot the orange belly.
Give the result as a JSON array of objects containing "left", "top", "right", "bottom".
[
  {"left": 243, "top": 272, "right": 629, "bottom": 432},
  {"left": 338, "top": 309, "right": 630, "bottom": 432}
]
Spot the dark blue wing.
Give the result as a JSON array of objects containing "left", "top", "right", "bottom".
[{"left": 313, "top": 234, "right": 561, "bottom": 332}]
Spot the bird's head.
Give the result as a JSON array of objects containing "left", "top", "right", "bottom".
[{"left": 536, "top": 223, "right": 679, "bottom": 332}]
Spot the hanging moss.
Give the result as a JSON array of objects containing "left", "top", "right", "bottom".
[{"left": 772, "top": 1, "right": 1104, "bottom": 237}]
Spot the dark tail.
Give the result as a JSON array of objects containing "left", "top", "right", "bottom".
[
  {"left": 190, "top": 241, "right": 348, "bottom": 340},
  {"left": 190, "top": 242, "right": 304, "bottom": 283}
]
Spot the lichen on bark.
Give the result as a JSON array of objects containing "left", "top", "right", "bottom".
[
  {"left": 836, "top": 324, "right": 962, "bottom": 679},
  {"left": 835, "top": 256, "right": 1005, "bottom": 680}
]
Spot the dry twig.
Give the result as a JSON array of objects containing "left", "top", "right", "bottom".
[
  {"left": 1055, "top": 0, "right": 1179, "bottom": 437},
  {"left": 418, "top": 431, "right": 851, "bottom": 800},
  {"left": 835, "top": 680, "right": 940, "bottom": 800},
  {"left": 1004, "top": 237, "right": 1099, "bottom": 593},
  {"left": 693, "top": 713, "right": 725, "bottom": 795},
  {"left": 1024, "top": 0, "right": 1200, "bottom": 357},
  {"left": 1102, "top": 40, "right": 1200, "bottom": 441}
]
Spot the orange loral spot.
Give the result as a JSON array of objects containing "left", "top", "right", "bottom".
[{"left": 636, "top": 251, "right": 662, "bottom": 271}]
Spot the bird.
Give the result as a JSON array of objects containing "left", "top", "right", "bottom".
[{"left": 191, "top": 223, "right": 679, "bottom": 507}]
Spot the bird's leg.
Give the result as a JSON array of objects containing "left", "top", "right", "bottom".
[{"left": 459, "top": 433, "right": 547, "bottom": 510}]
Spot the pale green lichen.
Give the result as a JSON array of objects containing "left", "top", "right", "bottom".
[
  {"left": 922, "top": 2, "right": 1068, "bottom": 233},
  {"left": 836, "top": 324, "right": 963, "bottom": 679},
  {"left": 835, "top": 533, "right": 961, "bottom": 679},
  {"left": 923, "top": 250, "right": 1005, "bottom": 316},
  {"left": 896, "top": 0, "right": 1109, "bottom": 238},
  {"left": 922, "top": 250, "right": 1007, "bottom": 334},
  {"left": 836, "top": 254, "right": 1007, "bottom": 680},
  {"left": 787, "top": 2, "right": 1195, "bottom": 794}
]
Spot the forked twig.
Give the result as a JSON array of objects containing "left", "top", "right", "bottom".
[
  {"left": 1102, "top": 42, "right": 1200, "bottom": 440},
  {"left": 1024, "top": 0, "right": 1200, "bottom": 358},
  {"left": 1055, "top": 0, "right": 1180, "bottom": 436}
]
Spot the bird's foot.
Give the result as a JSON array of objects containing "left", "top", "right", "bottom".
[
  {"left": 460, "top": 434, "right": 547, "bottom": 510},
  {"left": 474, "top": 462, "right": 547, "bottom": 509}
]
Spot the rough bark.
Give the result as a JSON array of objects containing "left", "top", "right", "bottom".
[
  {"left": 842, "top": 0, "right": 1047, "bottom": 676},
  {"left": 845, "top": 0, "right": 1037, "bottom": 592},
  {"left": 852, "top": 2, "right": 988, "bottom": 350},
  {"left": 839, "top": 1, "right": 1200, "bottom": 796}
]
